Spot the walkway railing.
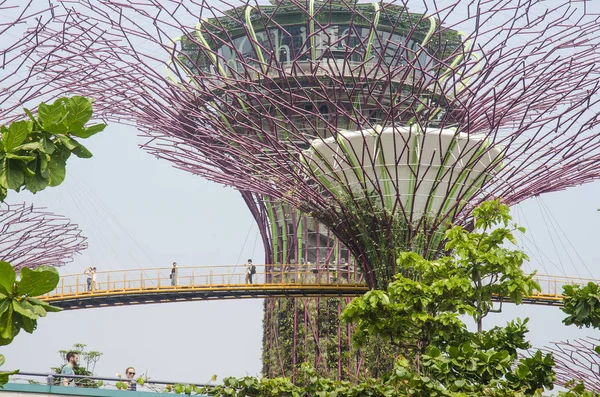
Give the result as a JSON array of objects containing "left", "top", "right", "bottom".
[
  {"left": 41, "top": 264, "right": 598, "bottom": 305},
  {"left": 45, "top": 264, "right": 364, "bottom": 298}
]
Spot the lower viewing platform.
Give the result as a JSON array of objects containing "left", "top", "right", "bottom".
[{"left": 0, "top": 384, "right": 208, "bottom": 397}]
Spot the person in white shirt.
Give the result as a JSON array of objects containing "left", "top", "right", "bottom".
[{"left": 244, "top": 259, "right": 254, "bottom": 284}]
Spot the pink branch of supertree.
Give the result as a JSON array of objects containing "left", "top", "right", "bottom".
[
  {"left": 0, "top": 202, "right": 87, "bottom": 271},
  {"left": 542, "top": 337, "right": 600, "bottom": 392},
  {"left": 3, "top": 0, "right": 600, "bottom": 286}
]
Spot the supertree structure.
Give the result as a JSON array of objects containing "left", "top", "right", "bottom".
[
  {"left": 541, "top": 338, "right": 600, "bottom": 392},
  {"left": 0, "top": 3, "right": 87, "bottom": 271},
  {"left": 0, "top": 1, "right": 73, "bottom": 123},
  {"left": 8, "top": 0, "right": 600, "bottom": 380},
  {"left": 0, "top": 203, "right": 87, "bottom": 271}
]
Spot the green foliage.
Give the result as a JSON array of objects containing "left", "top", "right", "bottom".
[
  {"left": 562, "top": 282, "right": 600, "bottom": 329},
  {"left": 339, "top": 200, "right": 557, "bottom": 395},
  {"left": 0, "top": 262, "right": 61, "bottom": 346},
  {"left": 0, "top": 355, "right": 17, "bottom": 389},
  {"left": 444, "top": 199, "right": 539, "bottom": 332},
  {"left": 195, "top": 359, "right": 596, "bottom": 397},
  {"left": 51, "top": 343, "right": 103, "bottom": 388},
  {"left": 506, "top": 351, "right": 556, "bottom": 395},
  {"left": 558, "top": 381, "right": 600, "bottom": 396},
  {"left": 341, "top": 253, "right": 473, "bottom": 356},
  {"left": 0, "top": 96, "right": 103, "bottom": 388},
  {"left": 0, "top": 96, "right": 105, "bottom": 201},
  {"left": 335, "top": 192, "right": 449, "bottom": 288},
  {"left": 115, "top": 381, "right": 129, "bottom": 390},
  {"left": 178, "top": 200, "right": 597, "bottom": 396},
  {"left": 0, "top": 262, "right": 61, "bottom": 387}
]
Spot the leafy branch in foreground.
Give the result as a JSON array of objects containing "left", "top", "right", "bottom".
[
  {"left": 562, "top": 282, "right": 600, "bottom": 329},
  {"left": 0, "top": 96, "right": 105, "bottom": 201},
  {"left": 0, "top": 262, "right": 61, "bottom": 385},
  {"left": 0, "top": 95, "right": 104, "bottom": 387}
]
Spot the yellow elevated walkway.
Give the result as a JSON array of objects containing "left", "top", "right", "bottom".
[{"left": 40, "top": 264, "right": 593, "bottom": 310}]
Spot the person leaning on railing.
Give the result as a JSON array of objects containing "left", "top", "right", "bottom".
[{"left": 125, "top": 367, "right": 136, "bottom": 391}]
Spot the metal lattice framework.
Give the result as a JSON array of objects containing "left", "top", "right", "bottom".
[
  {"left": 13, "top": 0, "right": 600, "bottom": 288},
  {"left": 0, "top": 1, "right": 69, "bottom": 122},
  {"left": 5, "top": 0, "right": 600, "bottom": 381},
  {"left": 542, "top": 338, "right": 600, "bottom": 392},
  {"left": 0, "top": 203, "right": 86, "bottom": 270},
  {"left": 0, "top": 2, "right": 87, "bottom": 271}
]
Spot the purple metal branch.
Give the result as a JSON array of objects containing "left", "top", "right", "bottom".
[
  {"left": 543, "top": 338, "right": 600, "bottom": 392},
  {"left": 6, "top": 0, "right": 599, "bottom": 288},
  {"left": 0, "top": 4, "right": 87, "bottom": 270},
  {"left": 0, "top": 203, "right": 87, "bottom": 270}
]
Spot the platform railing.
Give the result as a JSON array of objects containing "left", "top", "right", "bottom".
[
  {"left": 42, "top": 264, "right": 598, "bottom": 303},
  {"left": 530, "top": 274, "right": 597, "bottom": 299},
  {"left": 44, "top": 263, "right": 364, "bottom": 298}
]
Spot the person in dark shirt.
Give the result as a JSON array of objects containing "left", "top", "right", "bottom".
[{"left": 170, "top": 262, "right": 178, "bottom": 286}]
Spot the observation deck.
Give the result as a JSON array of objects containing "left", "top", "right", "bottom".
[{"left": 39, "top": 265, "right": 593, "bottom": 310}]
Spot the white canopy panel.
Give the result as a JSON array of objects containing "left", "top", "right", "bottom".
[{"left": 302, "top": 126, "right": 504, "bottom": 218}]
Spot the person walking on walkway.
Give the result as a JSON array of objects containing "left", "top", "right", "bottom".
[
  {"left": 244, "top": 259, "right": 255, "bottom": 284},
  {"left": 84, "top": 267, "right": 92, "bottom": 291},
  {"left": 91, "top": 267, "right": 97, "bottom": 291},
  {"left": 170, "top": 262, "right": 178, "bottom": 286}
]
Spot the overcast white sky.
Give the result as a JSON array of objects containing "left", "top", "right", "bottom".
[{"left": 0, "top": 0, "right": 600, "bottom": 387}]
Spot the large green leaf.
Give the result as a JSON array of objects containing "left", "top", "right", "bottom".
[
  {"left": 65, "top": 96, "right": 93, "bottom": 132},
  {"left": 12, "top": 142, "right": 41, "bottom": 152},
  {"left": 5, "top": 153, "right": 35, "bottom": 162},
  {"left": 73, "top": 123, "right": 106, "bottom": 139},
  {"left": 2, "top": 121, "right": 31, "bottom": 152},
  {"left": 43, "top": 122, "right": 68, "bottom": 135},
  {"left": 3, "top": 160, "right": 24, "bottom": 190},
  {"left": 12, "top": 301, "right": 38, "bottom": 320},
  {"left": 26, "top": 297, "right": 61, "bottom": 313},
  {"left": 71, "top": 141, "right": 93, "bottom": 159},
  {"left": 16, "top": 266, "right": 60, "bottom": 296},
  {"left": 0, "top": 263, "right": 15, "bottom": 297},
  {"left": 24, "top": 172, "right": 49, "bottom": 193},
  {"left": 39, "top": 137, "right": 55, "bottom": 155},
  {"left": 38, "top": 101, "right": 66, "bottom": 127},
  {"left": 47, "top": 158, "right": 66, "bottom": 187},
  {"left": 17, "top": 315, "right": 36, "bottom": 334},
  {"left": 0, "top": 299, "right": 10, "bottom": 317},
  {"left": 0, "top": 306, "right": 14, "bottom": 344},
  {"left": 55, "top": 135, "right": 78, "bottom": 150},
  {"left": 39, "top": 153, "right": 49, "bottom": 174}
]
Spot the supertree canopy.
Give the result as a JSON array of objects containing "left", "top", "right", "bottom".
[
  {"left": 0, "top": 203, "right": 87, "bottom": 271},
  {"left": 19, "top": 0, "right": 600, "bottom": 288},
  {"left": 0, "top": 3, "right": 87, "bottom": 271},
  {"left": 7, "top": 0, "right": 600, "bottom": 380}
]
